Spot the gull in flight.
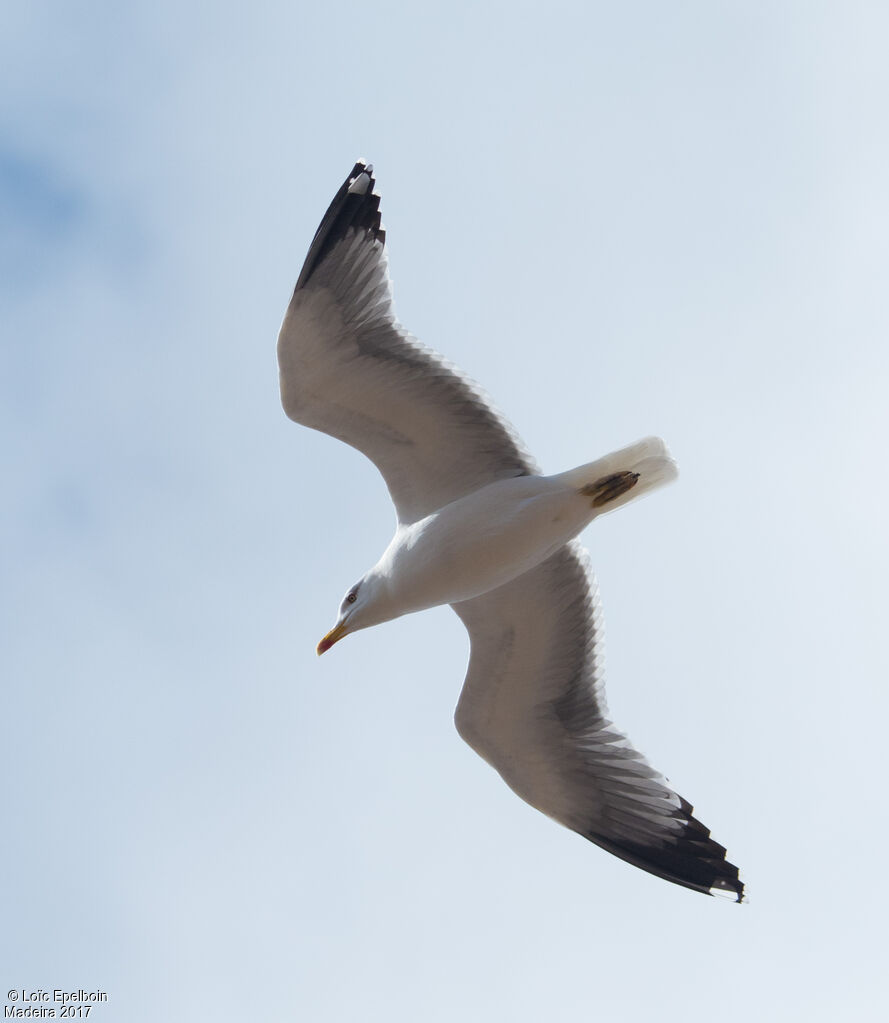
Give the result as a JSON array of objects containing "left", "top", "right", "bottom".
[{"left": 278, "top": 161, "right": 744, "bottom": 901}]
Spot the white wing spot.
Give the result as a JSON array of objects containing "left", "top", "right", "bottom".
[{"left": 348, "top": 172, "right": 371, "bottom": 195}]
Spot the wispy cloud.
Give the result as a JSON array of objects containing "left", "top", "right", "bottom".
[{"left": 0, "top": 143, "right": 88, "bottom": 288}]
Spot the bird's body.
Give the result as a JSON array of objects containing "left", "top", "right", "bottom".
[
  {"left": 386, "top": 472, "right": 587, "bottom": 612},
  {"left": 357, "top": 441, "right": 672, "bottom": 621},
  {"left": 278, "top": 161, "right": 744, "bottom": 901}
]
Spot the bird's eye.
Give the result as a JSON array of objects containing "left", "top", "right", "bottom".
[{"left": 347, "top": 592, "right": 357, "bottom": 604}]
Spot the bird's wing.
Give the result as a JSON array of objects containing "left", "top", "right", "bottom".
[
  {"left": 278, "top": 161, "right": 537, "bottom": 524},
  {"left": 451, "top": 541, "right": 744, "bottom": 900}
]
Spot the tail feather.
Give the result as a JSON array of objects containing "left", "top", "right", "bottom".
[{"left": 564, "top": 437, "right": 678, "bottom": 513}]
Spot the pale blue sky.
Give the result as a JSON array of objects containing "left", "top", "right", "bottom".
[{"left": 2, "top": 2, "right": 888, "bottom": 1020}]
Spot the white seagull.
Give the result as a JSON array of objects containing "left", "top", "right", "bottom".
[{"left": 278, "top": 161, "right": 744, "bottom": 901}]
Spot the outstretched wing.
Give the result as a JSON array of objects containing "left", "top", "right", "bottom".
[
  {"left": 278, "top": 161, "right": 537, "bottom": 524},
  {"left": 452, "top": 542, "right": 744, "bottom": 901}
]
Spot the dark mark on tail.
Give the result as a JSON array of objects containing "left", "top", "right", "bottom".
[{"left": 581, "top": 471, "right": 640, "bottom": 508}]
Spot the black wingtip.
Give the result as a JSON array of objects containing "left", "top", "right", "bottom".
[
  {"left": 586, "top": 797, "right": 745, "bottom": 902},
  {"left": 294, "top": 160, "right": 385, "bottom": 292}
]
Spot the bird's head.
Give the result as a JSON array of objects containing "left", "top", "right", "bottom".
[{"left": 316, "top": 573, "right": 389, "bottom": 655}]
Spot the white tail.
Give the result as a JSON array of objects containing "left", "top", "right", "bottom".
[{"left": 561, "top": 437, "right": 679, "bottom": 514}]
